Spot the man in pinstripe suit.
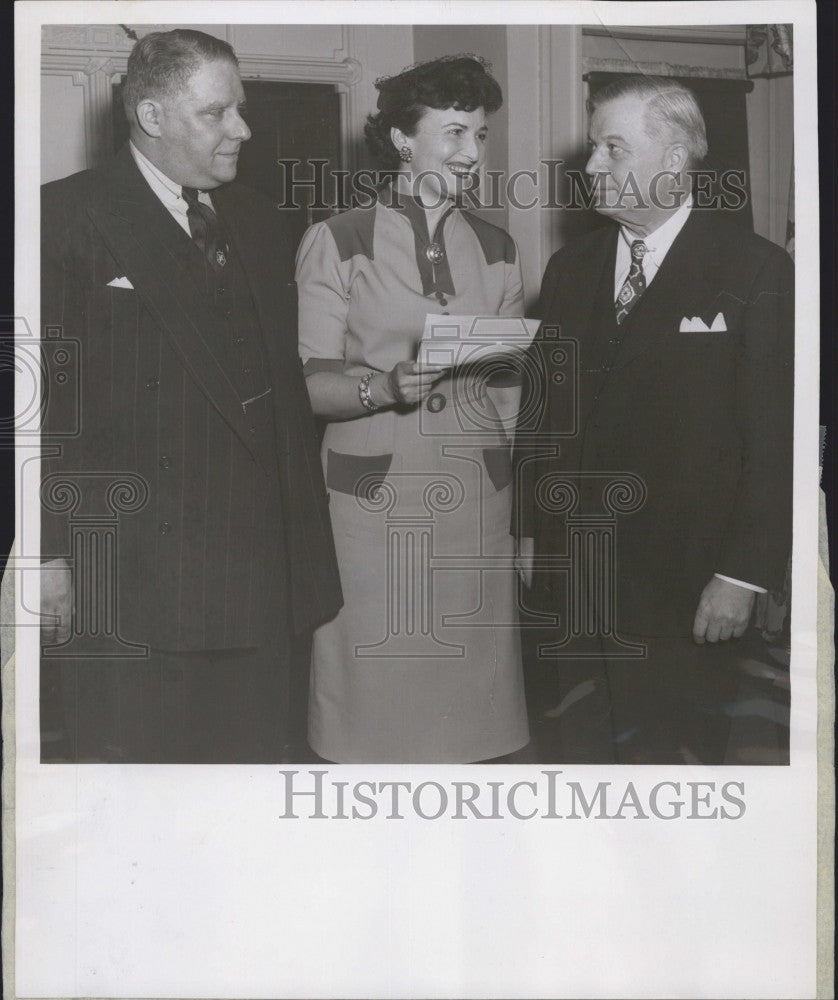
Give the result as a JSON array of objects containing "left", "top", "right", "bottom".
[{"left": 39, "top": 29, "right": 341, "bottom": 762}]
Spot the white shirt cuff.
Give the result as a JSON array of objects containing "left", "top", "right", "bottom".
[{"left": 714, "top": 573, "right": 767, "bottom": 594}]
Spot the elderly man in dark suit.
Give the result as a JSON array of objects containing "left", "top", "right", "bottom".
[
  {"left": 39, "top": 29, "right": 341, "bottom": 763},
  {"left": 515, "top": 75, "right": 793, "bottom": 764}
]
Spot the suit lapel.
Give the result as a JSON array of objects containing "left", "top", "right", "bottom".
[
  {"left": 212, "top": 186, "right": 294, "bottom": 376},
  {"left": 212, "top": 184, "right": 298, "bottom": 456},
  {"left": 87, "top": 147, "right": 263, "bottom": 465},
  {"left": 552, "top": 227, "right": 616, "bottom": 342},
  {"left": 213, "top": 184, "right": 264, "bottom": 321}
]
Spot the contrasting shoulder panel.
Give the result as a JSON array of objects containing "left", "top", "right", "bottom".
[
  {"left": 459, "top": 210, "right": 517, "bottom": 265},
  {"left": 323, "top": 206, "right": 377, "bottom": 262}
]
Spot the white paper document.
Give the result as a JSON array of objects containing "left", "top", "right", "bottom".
[{"left": 417, "top": 314, "right": 540, "bottom": 367}]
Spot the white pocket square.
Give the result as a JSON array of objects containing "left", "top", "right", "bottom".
[
  {"left": 107, "top": 276, "right": 134, "bottom": 289},
  {"left": 679, "top": 312, "right": 726, "bottom": 333}
]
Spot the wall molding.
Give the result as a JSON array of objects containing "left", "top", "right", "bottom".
[
  {"left": 505, "top": 26, "right": 542, "bottom": 305},
  {"left": 235, "top": 54, "right": 361, "bottom": 85},
  {"left": 582, "top": 57, "right": 747, "bottom": 80},
  {"left": 42, "top": 54, "right": 126, "bottom": 168},
  {"left": 540, "top": 26, "right": 585, "bottom": 263},
  {"left": 581, "top": 25, "right": 746, "bottom": 46},
  {"left": 41, "top": 23, "right": 408, "bottom": 172},
  {"left": 42, "top": 24, "right": 142, "bottom": 53}
]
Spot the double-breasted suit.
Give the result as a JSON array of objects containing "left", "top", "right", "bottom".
[
  {"left": 40, "top": 146, "right": 342, "bottom": 761},
  {"left": 516, "top": 210, "right": 794, "bottom": 761}
]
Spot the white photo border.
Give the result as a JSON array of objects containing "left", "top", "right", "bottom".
[{"left": 7, "top": 2, "right": 827, "bottom": 998}]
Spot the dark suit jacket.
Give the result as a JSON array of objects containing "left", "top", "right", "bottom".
[
  {"left": 517, "top": 210, "right": 794, "bottom": 637},
  {"left": 41, "top": 146, "right": 342, "bottom": 650}
]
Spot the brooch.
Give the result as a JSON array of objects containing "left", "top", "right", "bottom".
[{"left": 425, "top": 243, "right": 445, "bottom": 265}]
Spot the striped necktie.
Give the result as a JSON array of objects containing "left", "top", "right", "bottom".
[{"left": 615, "top": 239, "right": 647, "bottom": 324}]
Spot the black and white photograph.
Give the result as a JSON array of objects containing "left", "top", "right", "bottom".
[
  {"left": 4, "top": 1, "right": 828, "bottom": 997},
  {"left": 33, "top": 15, "right": 795, "bottom": 768}
]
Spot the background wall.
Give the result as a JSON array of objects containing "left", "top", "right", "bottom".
[
  {"left": 41, "top": 22, "right": 794, "bottom": 310},
  {"left": 748, "top": 73, "right": 795, "bottom": 246}
]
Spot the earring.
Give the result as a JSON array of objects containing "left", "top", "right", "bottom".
[{"left": 398, "top": 145, "right": 413, "bottom": 163}]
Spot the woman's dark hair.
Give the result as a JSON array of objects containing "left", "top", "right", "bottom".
[{"left": 364, "top": 54, "right": 503, "bottom": 168}]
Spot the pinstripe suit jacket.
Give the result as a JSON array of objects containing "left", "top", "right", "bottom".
[{"left": 41, "top": 146, "right": 342, "bottom": 650}]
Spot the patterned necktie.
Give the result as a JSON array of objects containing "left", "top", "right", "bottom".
[
  {"left": 181, "top": 187, "right": 229, "bottom": 272},
  {"left": 615, "top": 239, "right": 647, "bottom": 324}
]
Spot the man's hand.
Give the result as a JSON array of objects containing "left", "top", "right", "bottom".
[
  {"left": 692, "top": 577, "right": 755, "bottom": 644},
  {"left": 514, "top": 536, "right": 535, "bottom": 589},
  {"left": 41, "top": 557, "right": 72, "bottom": 645}
]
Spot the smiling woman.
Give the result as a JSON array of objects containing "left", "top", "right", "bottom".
[
  {"left": 363, "top": 55, "right": 501, "bottom": 210},
  {"left": 295, "top": 55, "right": 531, "bottom": 764},
  {"left": 392, "top": 105, "right": 489, "bottom": 208}
]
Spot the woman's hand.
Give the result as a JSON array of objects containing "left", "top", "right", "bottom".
[
  {"left": 375, "top": 361, "right": 448, "bottom": 407},
  {"left": 306, "top": 364, "right": 447, "bottom": 420}
]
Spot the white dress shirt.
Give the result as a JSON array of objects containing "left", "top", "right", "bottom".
[
  {"left": 613, "top": 195, "right": 765, "bottom": 596},
  {"left": 613, "top": 194, "right": 693, "bottom": 299},
  {"left": 129, "top": 141, "right": 215, "bottom": 235}
]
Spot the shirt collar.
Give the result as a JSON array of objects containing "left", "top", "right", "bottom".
[
  {"left": 129, "top": 141, "right": 192, "bottom": 214},
  {"left": 619, "top": 194, "right": 693, "bottom": 267}
]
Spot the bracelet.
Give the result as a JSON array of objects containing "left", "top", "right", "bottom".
[{"left": 358, "top": 372, "right": 379, "bottom": 412}]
